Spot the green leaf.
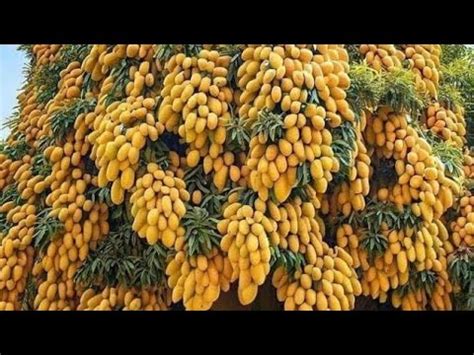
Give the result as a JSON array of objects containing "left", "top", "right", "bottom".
[
  {"left": 50, "top": 98, "right": 97, "bottom": 141},
  {"left": 252, "top": 109, "right": 284, "bottom": 143}
]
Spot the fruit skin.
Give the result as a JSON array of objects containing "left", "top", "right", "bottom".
[
  {"left": 397, "top": 251, "right": 408, "bottom": 273},
  {"left": 316, "top": 292, "right": 328, "bottom": 310},
  {"left": 111, "top": 180, "right": 124, "bottom": 204},
  {"left": 187, "top": 150, "right": 200, "bottom": 167},
  {"left": 274, "top": 174, "right": 291, "bottom": 203},
  {"left": 239, "top": 283, "right": 258, "bottom": 305},
  {"left": 120, "top": 168, "right": 135, "bottom": 190},
  {"left": 213, "top": 166, "right": 228, "bottom": 192},
  {"left": 106, "top": 160, "right": 120, "bottom": 181}
]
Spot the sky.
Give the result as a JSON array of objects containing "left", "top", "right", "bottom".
[{"left": 0, "top": 45, "right": 25, "bottom": 140}]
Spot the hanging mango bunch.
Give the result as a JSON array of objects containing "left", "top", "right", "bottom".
[
  {"left": 359, "top": 110, "right": 457, "bottom": 309},
  {"left": 424, "top": 102, "right": 466, "bottom": 148},
  {"left": 334, "top": 199, "right": 454, "bottom": 310},
  {"left": 359, "top": 45, "right": 405, "bottom": 71},
  {"left": 450, "top": 193, "right": 474, "bottom": 248},
  {"left": 166, "top": 246, "right": 233, "bottom": 310},
  {"left": 236, "top": 45, "right": 355, "bottom": 207},
  {"left": 270, "top": 195, "right": 362, "bottom": 311},
  {"left": 165, "top": 175, "right": 234, "bottom": 310},
  {"left": 0, "top": 155, "right": 16, "bottom": 191},
  {"left": 32, "top": 126, "right": 110, "bottom": 310},
  {"left": 463, "top": 151, "right": 474, "bottom": 179},
  {"left": 85, "top": 45, "right": 165, "bottom": 205},
  {"left": 14, "top": 88, "right": 46, "bottom": 147},
  {"left": 157, "top": 46, "right": 239, "bottom": 193},
  {"left": 326, "top": 117, "right": 371, "bottom": 217},
  {"left": 0, "top": 159, "right": 37, "bottom": 310},
  {"left": 88, "top": 95, "right": 164, "bottom": 204},
  {"left": 402, "top": 44, "right": 441, "bottom": 99},
  {"left": 31, "top": 45, "right": 61, "bottom": 66},
  {"left": 391, "top": 268, "right": 453, "bottom": 310},
  {"left": 130, "top": 162, "right": 188, "bottom": 247},
  {"left": 78, "top": 285, "right": 170, "bottom": 310},
  {"left": 217, "top": 193, "right": 274, "bottom": 305}
]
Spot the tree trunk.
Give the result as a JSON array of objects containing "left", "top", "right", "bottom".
[{"left": 211, "top": 280, "right": 282, "bottom": 310}]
